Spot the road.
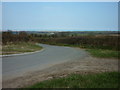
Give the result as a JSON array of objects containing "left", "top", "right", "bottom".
[{"left": 3, "top": 44, "right": 87, "bottom": 80}]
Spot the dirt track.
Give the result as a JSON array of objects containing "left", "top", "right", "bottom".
[{"left": 3, "top": 55, "right": 118, "bottom": 88}]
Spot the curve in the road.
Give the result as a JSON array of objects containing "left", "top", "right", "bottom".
[{"left": 3, "top": 44, "right": 88, "bottom": 80}]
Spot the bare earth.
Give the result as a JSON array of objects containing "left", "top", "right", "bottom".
[{"left": 3, "top": 55, "right": 118, "bottom": 88}]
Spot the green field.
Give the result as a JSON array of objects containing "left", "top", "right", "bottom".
[
  {"left": 28, "top": 72, "right": 119, "bottom": 88},
  {"left": 2, "top": 42, "right": 43, "bottom": 55}
]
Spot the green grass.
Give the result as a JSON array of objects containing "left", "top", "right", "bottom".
[
  {"left": 86, "top": 49, "right": 120, "bottom": 59},
  {"left": 2, "top": 42, "right": 43, "bottom": 55},
  {"left": 28, "top": 72, "right": 119, "bottom": 88}
]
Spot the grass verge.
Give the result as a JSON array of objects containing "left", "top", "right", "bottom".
[
  {"left": 28, "top": 72, "right": 119, "bottom": 88},
  {"left": 86, "top": 49, "right": 119, "bottom": 59},
  {"left": 2, "top": 42, "right": 43, "bottom": 55}
]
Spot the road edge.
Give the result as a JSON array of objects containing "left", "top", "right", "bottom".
[{"left": 0, "top": 49, "right": 44, "bottom": 58}]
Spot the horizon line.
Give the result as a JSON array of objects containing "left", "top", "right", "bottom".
[{"left": 0, "top": 29, "right": 119, "bottom": 32}]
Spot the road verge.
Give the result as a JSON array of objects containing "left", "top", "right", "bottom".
[
  {"left": 1, "top": 42, "right": 43, "bottom": 57},
  {"left": 1, "top": 49, "right": 44, "bottom": 57}
]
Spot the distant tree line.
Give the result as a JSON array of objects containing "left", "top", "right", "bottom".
[
  {"left": 2, "top": 30, "right": 120, "bottom": 51},
  {"left": 2, "top": 30, "right": 31, "bottom": 44}
]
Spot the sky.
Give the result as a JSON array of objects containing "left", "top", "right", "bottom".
[{"left": 2, "top": 2, "right": 118, "bottom": 31}]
